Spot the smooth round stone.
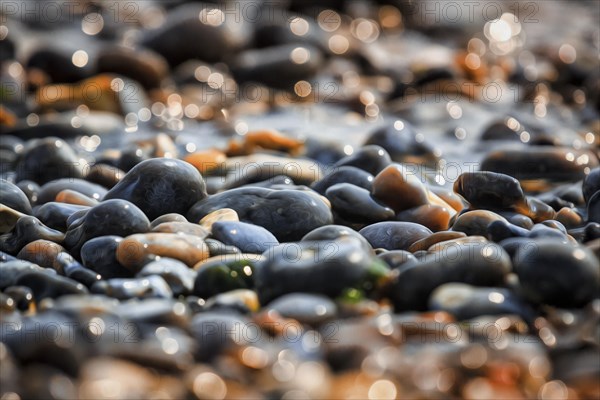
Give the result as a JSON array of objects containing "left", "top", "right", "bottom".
[
  {"left": 517, "top": 197, "right": 557, "bottom": 223},
  {"left": 429, "top": 186, "right": 466, "bottom": 213},
  {"left": 333, "top": 145, "right": 392, "bottom": 175},
  {"left": 116, "top": 233, "right": 209, "bottom": 270},
  {"left": 0, "top": 216, "right": 64, "bottom": 255},
  {"left": 62, "top": 261, "right": 102, "bottom": 288},
  {"left": 137, "top": 258, "right": 196, "bottom": 296},
  {"left": 396, "top": 204, "right": 451, "bottom": 232},
  {"left": 104, "top": 158, "right": 208, "bottom": 221},
  {"left": 15, "top": 271, "right": 88, "bottom": 301},
  {"left": 377, "top": 250, "right": 418, "bottom": 270},
  {"left": 151, "top": 213, "right": 188, "bottom": 228},
  {"left": 481, "top": 146, "right": 599, "bottom": 181},
  {"left": 500, "top": 212, "right": 534, "bottom": 229},
  {"left": 34, "top": 202, "right": 89, "bottom": 231},
  {"left": 232, "top": 44, "right": 323, "bottom": 89},
  {"left": 429, "top": 283, "right": 535, "bottom": 322},
  {"left": 140, "top": 3, "right": 238, "bottom": 66},
  {"left": 588, "top": 191, "right": 600, "bottom": 223},
  {"left": 301, "top": 225, "right": 372, "bottom": 254},
  {"left": 199, "top": 208, "right": 239, "bottom": 229},
  {"left": 453, "top": 171, "right": 525, "bottom": 210},
  {"left": 364, "top": 122, "right": 438, "bottom": 165},
  {"left": 4, "top": 286, "right": 34, "bottom": 311},
  {"left": 80, "top": 236, "right": 131, "bottom": 279},
  {"left": 193, "top": 256, "right": 258, "bottom": 299},
  {"left": 514, "top": 239, "right": 600, "bottom": 307},
  {"left": 266, "top": 293, "right": 338, "bottom": 325},
  {"left": 427, "top": 236, "right": 489, "bottom": 253},
  {"left": 568, "top": 222, "right": 600, "bottom": 243},
  {"left": 116, "top": 146, "right": 152, "bottom": 172},
  {"left": 0, "top": 179, "right": 32, "bottom": 214},
  {"left": 188, "top": 187, "right": 333, "bottom": 242},
  {"left": 55, "top": 189, "right": 98, "bottom": 207},
  {"left": 205, "top": 238, "right": 241, "bottom": 257},
  {"left": 389, "top": 242, "right": 512, "bottom": 311},
  {"left": 183, "top": 149, "right": 227, "bottom": 175},
  {"left": 583, "top": 167, "right": 600, "bottom": 204},
  {"left": 359, "top": 222, "right": 432, "bottom": 251},
  {"left": 0, "top": 204, "right": 25, "bottom": 234},
  {"left": 91, "top": 276, "right": 173, "bottom": 300},
  {"left": 152, "top": 221, "right": 210, "bottom": 238},
  {"left": 372, "top": 164, "right": 429, "bottom": 212},
  {"left": 64, "top": 199, "right": 150, "bottom": 255},
  {"left": 312, "top": 166, "right": 374, "bottom": 195},
  {"left": 326, "top": 183, "right": 394, "bottom": 223},
  {"left": 16, "top": 180, "right": 40, "bottom": 205},
  {"left": 555, "top": 207, "right": 584, "bottom": 229},
  {"left": 451, "top": 210, "right": 508, "bottom": 236},
  {"left": 487, "top": 220, "right": 530, "bottom": 242},
  {"left": 408, "top": 231, "right": 467, "bottom": 253},
  {"left": 14, "top": 138, "right": 83, "bottom": 185},
  {"left": 85, "top": 163, "right": 125, "bottom": 189},
  {"left": 211, "top": 221, "right": 278, "bottom": 254},
  {"left": 36, "top": 179, "right": 107, "bottom": 205},
  {"left": 255, "top": 237, "right": 390, "bottom": 304},
  {"left": 16, "top": 240, "right": 66, "bottom": 271}
]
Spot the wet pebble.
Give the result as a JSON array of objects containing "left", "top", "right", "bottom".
[
  {"left": 36, "top": 179, "right": 107, "bottom": 205},
  {"left": 204, "top": 238, "right": 241, "bottom": 257},
  {"left": 34, "top": 202, "right": 89, "bottom": 231},
  {"left": 188, "top": 187, "right": 333, "bottom": 242},
  {"left": 372, "top": 164, "right": 429, "bottom": 212},
  {"left": 64, "top": 199, "right": 150, "bottom": 256},
  {"left": 137, "top": 258, "right": 196, "bottom": 296},
  {"left": 377, "top": 250, "right": 418, "bottom": 270},
  {"left": 15, "top": 270, "right": 88, "bottom": 301},
  {"left": 333, "top": 145, "right": 391, "bottom": 175},
  {"left": 0, "top": 179, "right": 32, "bottom": 214},
  {"left": 80, "top": 236, "right": 130, "bottom": 279},
  {"left": 389, "top": 242, "right": 512, "bottom": 311},
  {"left": 256, "top": 237, "right": 389, "bottom": 304},
  {"left": 359, "top": 221, "right": 432, "bottom": 251},
  {"left": 266, "top": 293, "right": 338, "bottom": 325},
  {"left": 311, "top": 166, "right": 374, "bottom": 195},
  {"left": 193, "top": 255, "right": 257, "bottom": 299},
  {"left": 104, "top": 158, "right": 208, "bottom": 220},
  {"left": 14, "top": 137, "right": 83, "bottom": 185},
  {"left": 211, "top": 221, "right": 278, "bottom": 254},
  {"left": 91, "top": 276, "right": 173, "bottom": 300},
  {"left": 407, "top": 231, "right": 467, "bottom": 253},
  {"left": 0, "top": 216, "right": 64, "bottom": 255},
  {"left": 116, "top": 232, "right": 209, "bottom": 270},
  {"left": 396, "top": 204, "right": 451, "bottom": 232},
  {"left": 514, "top": 238, "right": 600, "bottom": 307},
  {"left": 326, "top": 183, "right": 395, "bottom": 224},
  {"left": 451, "top": 210, "right": 508, "bottom": 236},
  {"left": 85, "top": 163, "right": 125, "bottom": 189},
  {"left": 364, "top": 121, "right": 439, "bottom": 165},
  {"left": 454, "top": 171, "right": 525, "bottom": 210}
]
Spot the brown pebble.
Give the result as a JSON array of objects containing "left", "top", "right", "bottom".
[
  {"left": 55, "top": 189, "right": 99, "bottom": 207},
  {"left": 0, "top": 204, "right": 25, "bottom": 233},
  {"left": 117, "top": 233, "right": 209, "bottom": 270},
  {"left": 427, "top": 236, "right": 489, "bottom": 252},
  {"left": 152, "top": 221, "right": 210, "bottom": 238},
  {"left": 396, "top": 204, "right": 451, "bottom": 232},
  {"left": 17, "top": 239, "right": 67, "bottom": 272},
  {"left": 555, "top": 207, "right": 584, "bottom": 229},
  {"left": 199, "top": 208, "right": 239, "bottom": 229},
  {"left": 451, "top": 210, "right": 508, "bottom": 236},
  {"left": 183, "top": 149, "right": 227, "bottom": 175},
  {"left": 408, "top": 231, "right": 467, "bottom": 253},
  {"left": 372, "top": 164, "right": 429, "bottom": 212}
]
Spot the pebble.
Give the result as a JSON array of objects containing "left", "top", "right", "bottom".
[
  {"left": 514, "top": 238, "right": 600, "bottom": 307},
  {"left": 15, "top": 180, "right": 40, "bottom": 205},
  {"left": 333, "top": 145, "right": 391, "bottom": 175},
  {"left": 255, "top": 237, "right": 390, "bottom": 304},
  {"left": 188, "top": 187, "right": 333, "bottom": 242},
  {"left": 34, "top": 202, "right": 89, "bottom": 231},
  {"left": 137, "top": 258, "right": 196, "bottom": 296},
  {"left": 364, "top": 122, "right": 439, "bottom": 165},
  {"left": 192, "top": 255, "right": 258, "bottom": 300},
  {"left": 454, "top": 171, "right": 525, "bottom": 210},
  {"left": 55, "top": 189, "right": 98, "bottom": 207},
  {"left": 582, "top": 167, "right": 600, "bottom": 204},
  {"left": 211, "top": 221, "right": 278, "bottom": 254},
  {"left": 0, "top": 179, "right": 32, "bottom": 214},
  {"left": 198, "top": 208, "right": 239, "bottom": 229},
  {"left": 91, "top": 276, "right": 173, "bottom": 300},
  {"left": 311, "top": 166, "right": 374, "bottom": 194},
  {"left": 204, "top": 238, "right": 241, "bottom": 257},
  {"left": 481, "top": 146, "right": 599, "bottom": 181},
  {"left": 15, "top": 271, "right": 88, "bottom": 301},
  {"left": 16, "top": 239, "right": 66, "bottom": 271},
  {"left": 0, "top": 216, "right": 64, "bottom": 255},
  {"left": 326, "top": 183, "right": 395, "bottom": 224},
  {"left": 389, "top": 242, "right": 512, "bottom": 311},
  {"left": 372, "top": 164, "right": 429, "bottom": 212},
  {"left": 407, "top": 231, "right": 467, "bottom": 253},
  {"left": 151, "top": 221, "right": 210, "bottom": 238},
  {"left": 301, "top": 224, "right": 373, "bottom": 253},
  {"left": 377, "top": 250, "right": 418, "bottom": 270},
  {"left": 80, "top": 236, "right": 130, "bottom": 279},
  {"left": 0, "top": 204, "right": 25, "bottom": 234},
  {"left": 359, "top": 221, "right": 433, "bottom": 251},
  {"left": 36, "top": 179, "right": 107, "bottom": 205},
  {"left": 104, "top": 158, "right": 208, "bottom": 220},
  {"left": 451, "top": 210, "right": 508, "bottom": 236},
  {"left": 14, "top": 137, "right": 83, "bottom": 184},
  {"left": 85, "top": 163, "right": 125, "bottom": 189},
  {"left": 64, "top": 199, "right": 150, "bottom": 256},
  {"left": 116, "top": 233, "right": 209, "bottom": 270},
  {"left": 396, "top": 204, "right": 451, "bottom": 232}
]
